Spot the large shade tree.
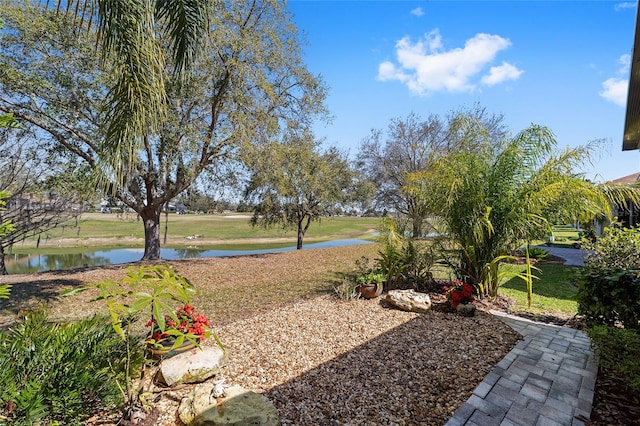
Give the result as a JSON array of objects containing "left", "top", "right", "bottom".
[
  {"left": 0, "top": 0, "right": 327, "bottom": 260},
  {"left": 244, "top": 133, "right": 354, "bottom": 249},
  {"left": 409, "top": 118, "right": 640, "bottom": 297},
  {"left": 357, "top": 106, "right": 507, "bottom": 237}
]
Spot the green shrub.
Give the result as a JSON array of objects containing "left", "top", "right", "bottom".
[
  {"left": 0, "top": 310, "right": 142, "bottom": 424},
  {"left": 375, "top": 219, "right": 436, "bottom": 292},
  {"left": 583, "top": 225, "right": 640, "bottom": 270},
  {"left": 576, "top": 268, "right": 640, "bottom": 329},
  {"left": 527, "top": 247, "right": 548, "bottom": 260},
  {"left": 576, "top": 226, "right": 640, "bottom": 329},
  {"left": 588, "top": 326, "right": 640, "bottom": 392},
  {"left": 398, "top": 239, "right": 438, "bottom": 291}
]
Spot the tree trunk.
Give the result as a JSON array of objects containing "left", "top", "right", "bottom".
[
  {"left": 140, "top": 206, "right": 162, "bottom": 260},
  {"left": 296, "top": 226, "right": 304, "bottom": 250},
  {"left": 412, "top": 218, "right": 423, "bottom": 238},
  {"left": 296, "top": 214, "right": 313, "bottom": 250},
  {"left": 0, "top": 245, "right": 6, "bottom": 275}
]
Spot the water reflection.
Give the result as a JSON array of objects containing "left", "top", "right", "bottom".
[
  {"left": 5, "top": 239, "right": 372, "bottom": 274},
  {"left": 7, "top": 252, "right": 112, "bottom": 274}
]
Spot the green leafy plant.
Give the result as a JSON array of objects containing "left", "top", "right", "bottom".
[
  {"left": 355, "top": 270, "right": 385, "bottom": 286},
  {"left": 577, "top": 226, "right": 640, "bottom": 329},
  {"left": 64, "top": 264, "right": 224, "bottom": 421},
  {"left": 0, "top": 310, "right": 136, "bottom": 424},
  {"left": 374, "top": 218, "right": 437, "bottom": 292},
  {"left": 583, "top": 225, "right": 640, "bottom": 270},
  {"left": 332, "top": 278, "right": 361, "bottom": 300},
  {"left": 0, "top": 284, "right": 10, "bottom": 299},
  {"left": 576, "top": 268, "right": 640, "bottom": 329},
  {"left": 588, "top": 326, "right": 640, "bottom": 392},
  {"left": 527, "top": 247, "right": 549, "bottom": 260},
  {"left": 397, "top": 237, "right": 438, "bottom": 291}
]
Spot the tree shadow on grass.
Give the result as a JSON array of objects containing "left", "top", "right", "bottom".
[
  {"left": 501, "top": 263, "right": 579, "bottom": 303},
  {"left": 0, "top": 277, "right": 84, "bottom": 319},
  {"left": 262, "top": 311, "right": 521, "bottom": 425}
]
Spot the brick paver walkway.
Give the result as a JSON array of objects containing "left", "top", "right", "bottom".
[{"left": 446, "top": 311, "right": 597, "bottom": 426}]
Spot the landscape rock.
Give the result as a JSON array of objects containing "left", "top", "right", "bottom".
[
  {"left": 157, "top": 346, "right": 227, "bottom": 387},
  {"left": 456, "top": 303, "right": 476, "bottom": 317},
  {"left": 385, "top": 290, "right": 432, "bottom": 313},
  {"left": 178, "top": 383, "right": 279, "bottom": 426}
]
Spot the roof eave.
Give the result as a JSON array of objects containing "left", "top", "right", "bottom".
[{"left": 623, "top": 4, "right": 640, "bottom": 151}]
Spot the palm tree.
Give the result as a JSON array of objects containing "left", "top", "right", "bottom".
[
  {"left": 410, "top": 119, "right": 640, "bottom": 298},
  {"left": 63, "top": 0, "right": 211, "bottom": 184}
]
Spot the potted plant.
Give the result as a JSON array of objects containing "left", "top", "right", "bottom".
[
  {"left": 145, "top": 304, "right": 211, "bottom": 358},
  {"left": 356, "top": 270, "right": 385, "bottom": 299}
]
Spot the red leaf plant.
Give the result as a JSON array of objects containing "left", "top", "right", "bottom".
[
  {"left": 443, "top": 281, "right": 476, "bottom": 309},
  {"left": 145, "top": 304, "right": 211, "bottom": 347}
]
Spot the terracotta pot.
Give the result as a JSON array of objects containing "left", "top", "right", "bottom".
[
  {"left": 358, "top": 283, "right": 383, "bottom": 299},
  {"left": 147, "top": 339, "right": 197, "bottom": 359}
]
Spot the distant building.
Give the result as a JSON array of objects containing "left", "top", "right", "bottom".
[{"left": 609, "top": 172, "right": 640, "bottom": 228}]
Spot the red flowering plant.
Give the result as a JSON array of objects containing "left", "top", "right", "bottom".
[
  {"left": 145, "top": 304, "right": 211, "bottom": 348},
  {"left": 443, "top": 280, "right": 476, "bottom": 309}
]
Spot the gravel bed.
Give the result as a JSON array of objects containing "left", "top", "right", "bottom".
[{"left": 155, "top": 295, "right": 521, "bottom": 425}]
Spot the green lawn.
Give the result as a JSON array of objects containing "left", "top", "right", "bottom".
[
  {"left": 499, "top": 263, "right": 578, "bottom": 318},
  {"left": 549, "top": 225, "right": 582, "bottom": 247},
  {"left": 14, "top": 213, "right": 381, "bottom": 253},
  {"left": 52, "top": 213, "right": 381, "bottom": 240}
]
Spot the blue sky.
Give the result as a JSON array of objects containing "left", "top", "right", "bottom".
[{"left": 287, "top": 0, "right": 640, "bottom": 182}]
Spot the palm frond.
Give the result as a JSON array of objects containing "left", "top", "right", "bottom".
[
  {"left": 155, "top": 0, "right": 210, "bottom": 75},
  {"left": 98, "top": 0, "right": 167, "bottom": 186}
]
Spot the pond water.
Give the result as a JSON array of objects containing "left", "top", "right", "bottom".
[{"left": 5, "top": 239, "right": 373, "bottom": 274}]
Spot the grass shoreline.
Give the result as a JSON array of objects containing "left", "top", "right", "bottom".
[{"left": 7, "top": 236, "right": 374, "bottom": 254}]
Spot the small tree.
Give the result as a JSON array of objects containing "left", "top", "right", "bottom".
[
  {"left": 410, "top": 119, "right": 640, "bottom": 298},
  {"left": 0, "top": 129, "right": 86, "bottom": 275},
  {"left": 245, "top": 134, "right": 354, "bottom": 249},
  {"left": 0, "top": 191, "right": 14, "bottom": 296},
  {"left": 0, "top": 102, "right": 16, "bottom": 285}
]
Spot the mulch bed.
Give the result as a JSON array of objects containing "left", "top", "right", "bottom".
[{"left": 1, "top": 248, "right": 638, "bottom": 425}]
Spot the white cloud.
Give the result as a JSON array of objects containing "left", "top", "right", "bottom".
[
  {"left": 600, "top": 78, "right": 628, "bottom": 106},
  {"left": 614, "top": 2, "right": 636, "bottom": 11},
  {"left": 618, "top": 53, "right": 631, "bottom": 74},
  {"left": 481, "top": 62, "right": 524, "bottom": 86},
  {"left": 599, "top": 54, "right": 631, "bottom": 106},
  {"left": 410, "top": 7, "right": 424, "bottom": 17},
  {"left": 378, "top": 29, "right": 522, "bottom": 95}
]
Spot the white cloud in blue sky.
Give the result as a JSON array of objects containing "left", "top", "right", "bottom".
[
  {"left": 600, "top": 54, "right": 630, "bottom": 107},
  {"left": 614, "top": 2, "right": 636, "bottom": 12},
  {"left": 481, "top": 62, "right": 524, "bottom": 86},
  {"left": 378, "top": 29, "right": 522, "bottom": 95},
  {"left": 410, "top": 7, "right": 424, "bottom": 17}
]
